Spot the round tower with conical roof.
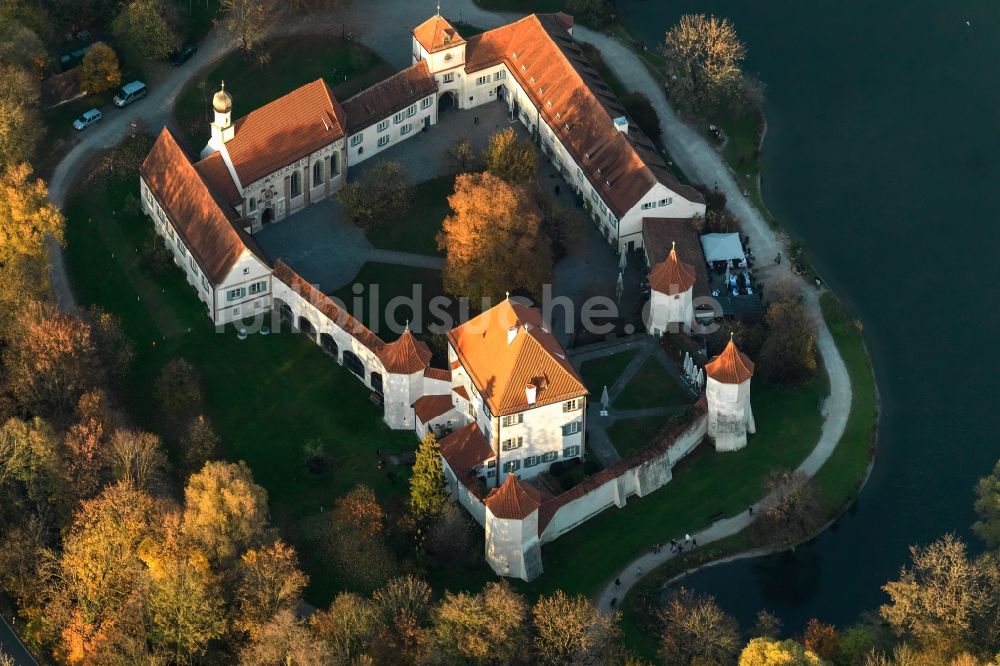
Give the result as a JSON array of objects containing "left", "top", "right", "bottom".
[
  {"left": 704, "top": 336, "right": 756, "bottom": 451},
  {"left": 204, "top": 81, "right": 235, "bottom": 157},
  {"left": 647, "top": 241, "right": 696, "bottom": 334},
  {"left": 376, "top": 326, "right": 433, "bottom": 430}
]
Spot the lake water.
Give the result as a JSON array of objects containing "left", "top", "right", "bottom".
[{"left": 618, "top": 0, "right": 1000, "bottom": 631}]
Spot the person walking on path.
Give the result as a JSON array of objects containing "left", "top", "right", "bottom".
[
  {"left": 684, "top": 533, "right": 692, "bottom": 544},
  {"left": 748, "top": 504, "right": 754, "bottom": 515},
  {"left": 636, "top": 566, "right": 643, "bottom": 577},
  {"left": 692, "top": 538, "right": 698, "bottom": 548},
  {"left": 615, "top": 577, "right": 621, "bottom": 587}
]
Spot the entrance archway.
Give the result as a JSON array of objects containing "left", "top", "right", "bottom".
[
  {"left": 438, "top": 91, "right": 456, "bottom": 113},
  {"left": 276, "top": 299, "right": 293, "bottom": 328},
  {"left": 370, "top": 372, "right": 383, "bottom": 397},
  {"left": 261, "top": 208, "right": 273, "bottom": 225}
]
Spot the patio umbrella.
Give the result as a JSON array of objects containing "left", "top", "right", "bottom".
[{"left": 601, "top": 385, "right": 610, "bottom": 410}]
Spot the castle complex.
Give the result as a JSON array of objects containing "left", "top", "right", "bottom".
[{"left": 138, "top": 12, "right": 755, "bottom": 580}]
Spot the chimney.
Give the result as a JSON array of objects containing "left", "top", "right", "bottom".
[
  {"left": 525, "top": 382, "right": 537, "bottom": 405},
  {"left": 507, "top": 325, "right": 519, "bottom": 345},
  {"left": 613, "top": 116, "right": 628, "bottom": 133}
]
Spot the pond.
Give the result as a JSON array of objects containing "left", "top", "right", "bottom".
[{"left": 618, "top": 0, "right": 1000, "bottom": 631}]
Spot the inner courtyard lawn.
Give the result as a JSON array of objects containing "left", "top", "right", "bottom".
[
  {"left": 174, "top": 34, "right": 394, "bottom": 149},
  {"left": 579, "top": 349, "right": 636, "bottom": 396},
  {"left": 614, "top": 356, "right": 693, "bottom": 410},
  {"left": 64, "top": 139, "right": 416, "bottom": 605}
]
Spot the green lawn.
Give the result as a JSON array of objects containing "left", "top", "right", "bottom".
[
  {"left": 64, "top": 138, "right": 416, "bottom": 606},
  {"left": 528, "top": 371, "right": 828, "bottom": 599},
  {"left": 173, "top": 0, "right": 221, "bottom": 43},
  {"left": 812, "top": 293, "right": 878, "bottom": 508},
  {"left": 369, "top": 174, "right": 455, "bottom": 257},
  {"left": 329, "top": 262, "right": 456, "bottom": 344},
  {"left": 579, "top": 350, "right": 636, "bottom": 396},
  {"left": 614, "top": 357, "right": 692, "bottom": 410},
  {"left": 174, "top": 35, "right": 394, "bottom": 149},
  {"left": 607, "top": 414, "right": 672, "bottom": 459}
]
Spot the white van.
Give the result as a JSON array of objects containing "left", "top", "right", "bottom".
[{"left": 113, "top": 81, "right": 148, "bottom": 107}]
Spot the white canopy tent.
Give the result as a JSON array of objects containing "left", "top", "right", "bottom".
[{"left": 700, "top": 233, "right": 746, "bottom": 263}]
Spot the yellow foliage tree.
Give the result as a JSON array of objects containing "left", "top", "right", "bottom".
[
  {"left": 438, "top": 172, "right": 551, "bottom": 303},
  {"left": 0, "top": 163, "right": 64, "bottom": 263},
  {"left": 80, "top": 42, "right": 121, "bottom": 94},
  {"left": 738, "top": 637, "right": 825, "bottom": 666}
]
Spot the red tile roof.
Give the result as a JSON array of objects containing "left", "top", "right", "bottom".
[
  {"left": 342, "top": 61, "right": 437, "bottom": 135},
  {"left": 424, "top": 367, "right": 451, "bottom": 381},
  {"left": 484, "top": 474, "right": 545, "bottom": 520},
  {"left": 447, "top": 299, "right": 587, "bottom": 416},
  {"left": 194, "top": 151, "right": 242, "bottom": 207},
  {"left": 464, "top": 14, "right": 703, "bottom": 217},
  {"left": 377, "top": 329, "right": 432, "bottom": 374},
  {"left": 643, "top": 217, "right": 710, "bottom": 299},
  {"left": 439, "top": 422, "right": 494, "bottom": 478},
  {"left": 705, "top": 338, "right": 755, "bottom": 384},
  {"left": 452, "top": 385, "right": 470, "bottom": 400},
  {"left": 272, "top": 261, "right": 385, "bottom": 353},
  {"left": 140, "top": 128, "right": 266, "bottom": 285},
  {"left": 413, "top": 15, "right": 466, "bottom": 54},
  {"left": 649, "top": 242, "right": 696, "bottom": 296},
  {"left": 221, "top": 79, "right": 346, "bottom": 186},
  {"left": 412, "top": 394, "right": 455, "bottom": 424}
]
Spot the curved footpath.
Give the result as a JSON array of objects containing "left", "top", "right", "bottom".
[{"left": 41, "top": 0, "right": 852, "bottom": 624}]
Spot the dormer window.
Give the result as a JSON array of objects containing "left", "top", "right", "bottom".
[
  {"left": 584, "top": 152, "right": 590, "bottom": 160},
  {"left": 556, "top": 112, "right": 562, "bottom": 120},
  {"left": 546, "top": 100, "right": 552, "bottom": 108},
  {"left": 512, "top": 51, "right": 518, "bottom": 59},
  {"left": 521, "top": 64, "right": 526, "bottom": 71},
  {"left": 530, "top": 76, "right": 536, "bottom": 83}
]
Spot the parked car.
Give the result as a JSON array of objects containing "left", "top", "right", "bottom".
[
  {"left": 169, "top": 43, "right": 197, "bottom": 66},
  {"left": 58, "top": 44, "right": 92, "bottom": 72},
  {"left": 72, "top": 108, "right": 103, "bottom": 130},
  {"left": 113, "top": 81, "right": 148, "bottom": 107}
]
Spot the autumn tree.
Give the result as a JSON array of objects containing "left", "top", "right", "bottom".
[
  {"left": 483, "top": 126, "right": 537, "bottom": 184},
  {"left": 803, "top": 618, "right": 841, "bottom": 662},
  {"left": 973, "top": 458, "right": 1000, "bottom": 549},
  {"left": 0, "top": 66, "right": 40, "bottom": 168},
  {"left": 3, "top": 302, "right": 100, "bottom": 420},
  {"left": 311, "top": 592, "right": 379, "bottom": 663},
  {"left": 371, "top": 575, "right": 433, "bottom": 660},
  {"left": 48, "top": 483, "right": 156, "bottom": 664},
  {"left": 0, "top": 20, "right": 46, "bottom": 74},
  {"left": 759, "top": 298, "right": 817, "bottom": 384},
  {"left": 141, "top": 512, "right": 227, "bottom": 662},
  {"left": 750, "top": 470, "right": 823, "bottom": 547},
  {"left": 880, "top": 534, "right": 1000, "bottom": 658},
  {"left": 328, "top": 485, "right": 397, "bottom": 592},
  {"left": 336, "top": 159, "right": 413, "bottom": 232},
  {"left": 221, "top": 0, "right": 277, "bottom": 62},
  {"left": 657, "top": 587, "right": 742, "bottom": 665},
  {"left": 180, "top": 414, "right": 220, "bottom": 476},
  {"left": 752, "top": 610, "right": 783, "bottom": 639},
  {"left": 105, "top": 429, "right": 167, "bottom": 490},
  {"left": 410, "top": 432, "right": 447, "bottom": 519},
  {"left": 432, "top": 581, "right": 530, "bottom": 664},
  {"left": 438, "top": 172, "right": 552, "bottom": 302},
  {"left": 0, "top": 164, "right": 65, "bottom": 263},
  {"left": 111, "top": 0, "right": 179, "bottom": 62},
  {"left": 63, "top": 391, "right": 113, "bottom": 499},
  {"left": 182, "top": 460, "right": 271, "bottom": 565},
  {"left": 738, "top": 637, "right": 824, "bottom": 666},
  {"left": 663, "top": 14, "right": 747, "bottom": 112},
  {"left": 240, "top": 608, "right": 331, "bottom": 666},
  {"left": 86, "top": 306, "right": 134, "bottom": 382},
  {"left": 0, "top": 416, "right": 68, "bottom": 512},
  {"left": 235, "top": 540, "right": 308, "bottom": 639},
  {"left": 533, "top": 590, "right": 623, "bottom": 665},
  {"left": 79, "top": 42, "right": 121, "bottom": 94}
]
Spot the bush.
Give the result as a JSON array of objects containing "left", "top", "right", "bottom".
[
  {"left": 303, "top": 439, "right": 330, "bottom": 474},
  {"left": 621, "top": 92, "right": 661, "bottom": 141},
  {"left": 336, "top": 160, "right": 412, "bottom": 233}
]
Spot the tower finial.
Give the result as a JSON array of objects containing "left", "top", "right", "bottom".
[
  {"left": 405, "top": 319, "right": 410, "bottom": 331},
  {"left": 436, "top": 0, "right": 440, "bottom": 16},
  {"left": 505, "top": 290, "right": 510, "bottom": 300},
  {"left": 220, "top": 80, "right": 225, "bottom": 91}
]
